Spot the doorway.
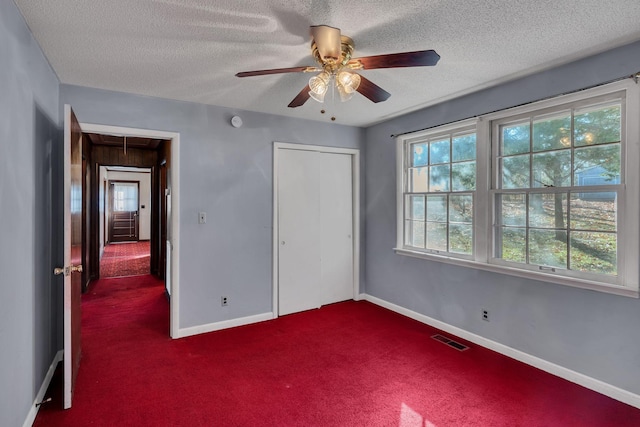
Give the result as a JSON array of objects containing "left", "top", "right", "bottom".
[
  {"left": 100, "top": 167, "right": 151, "bottom": 278},
  {"left": 272, "top": 142, "right": 360, "bottom": 316},
  {"left": 84, "top": 135, "right": 164, "bottom": 283},
  {"left": 109, "top": 180, "right": 140, "bottom": 243},
  {"left": 80, "top": 122, "right": 181, "bottom": 338}
]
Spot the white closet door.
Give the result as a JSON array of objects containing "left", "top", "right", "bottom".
[
  {"left": 319, "top": 153, "right": 353, "bottom": 305},
  {"left": 278, "top": 149, "right": 321, "bottom": 315}
]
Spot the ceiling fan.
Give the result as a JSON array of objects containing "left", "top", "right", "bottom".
[{"left": 236, "top": 25, "right": 440, "bottom": 108}]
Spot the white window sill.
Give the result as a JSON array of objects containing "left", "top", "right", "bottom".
[{"left": 393, "top": 248, "right": 639, "bottom": 298}]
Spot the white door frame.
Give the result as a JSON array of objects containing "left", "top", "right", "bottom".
[
  {"left": 272, "top": 142, "right": 360, "bottom": 317},
  {"left": 80, "top": 122, "right": 181, "bottom": 338}
]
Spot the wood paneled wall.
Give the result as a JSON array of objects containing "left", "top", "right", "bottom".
[
  {"left": 91, "top": 145, "right": 157, "bottom": 168},
  {"left": 87, "top": 142, "right": 168, "bottom": 284}
]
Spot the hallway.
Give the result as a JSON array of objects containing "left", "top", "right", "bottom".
[{"left": 100, "top": 241, "right": 150, "bottom": 278}]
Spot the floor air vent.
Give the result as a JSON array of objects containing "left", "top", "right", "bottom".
[{"left": 431, "top": 334, "right": 469, "bottom": 351}]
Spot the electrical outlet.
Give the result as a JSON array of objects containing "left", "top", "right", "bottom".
[
  {"left": 482, "top": 309, "right": 490, "bottom": 322},
  {"left": 221, "top": 296, "right": 228, "bottom": 306},
  {"left": 198, "top": 212, "right": 206, "bottom": 224}
]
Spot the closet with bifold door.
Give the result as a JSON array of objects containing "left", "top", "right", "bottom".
[{"left": 276, "top": 146, "right": 355, "bottom": 316}]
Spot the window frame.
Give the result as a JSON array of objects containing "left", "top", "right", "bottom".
[
  {"left": 395, "top": 80, "right": 639, "bottom": 298},
  {"left": 396, "top": 118, "right": 478, "bottom": 260}
]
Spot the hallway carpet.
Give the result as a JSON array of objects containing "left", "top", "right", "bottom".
[
  {"left": 100, "top": 241, "right": 150, "bottom": 277},
  {"left": 34, "top": 276, "right": 640, "bottom": 426}
]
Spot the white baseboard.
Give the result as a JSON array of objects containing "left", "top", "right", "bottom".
[
  {"left": 363, "top": 294, "right": 640, "bottom": 409},
  {"left": 23, "top": 350, "right": 63, "bottom": 427},
  {"left": 174, "top": 312, "right": 274, "bottom": 339}
]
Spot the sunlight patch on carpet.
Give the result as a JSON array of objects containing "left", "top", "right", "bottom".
[{"left": 400, "top": 403, "right": 436, "bottom": 427}]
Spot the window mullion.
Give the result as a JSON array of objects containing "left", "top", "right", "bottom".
[
  {"left": 567, "top": 190, "right": 572, "bottom": 271},
  {"left": 473, "top": 118, "right": 491, "bottom": 262},
  {"left": 525, "top": 192, "right": 530, "bottom": 265},
  {"left": 570, "top": 107, "right": 576, "bottom": 186}
]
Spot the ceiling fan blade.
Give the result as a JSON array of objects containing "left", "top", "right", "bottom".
[
  {"left": 288, "top": 84, "right": 311, "bottom": 108},
  {"left": 356, "top": 75, "right": 391, "bottom": 103},
  {"left": 349, "top": 50, "right": 440, "bottom": 70},
  {"left": 236, "top": 66, "right": 318, "bottom": 78},
  {"left": 310, "top": 25, "right": 342, "bottom": 61}
]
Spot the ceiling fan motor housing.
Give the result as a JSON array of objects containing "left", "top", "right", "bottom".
[{"left": 312, "top": 36, "right": 355, "bottom": 73}]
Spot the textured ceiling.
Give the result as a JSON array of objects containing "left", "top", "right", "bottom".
[{"left": 14, "top": 0, "right": 640, "bottom": 127}]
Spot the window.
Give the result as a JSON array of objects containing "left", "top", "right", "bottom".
[
  {"left": 396, "top": 81, "right": 639, "bottom": 297},
  {"left": 493, "top": 96, "right": 622, "bottom": 282},
  {"left": 113, "top": 182, "right": 138, "bottom": 212},
  {"left": 402, "top": 121, "right": 476, "bottom": 257}
]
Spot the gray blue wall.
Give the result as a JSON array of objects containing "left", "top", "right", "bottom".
[
  {"left": 59, "top": 85, "right": 365, "bottom": 329},
  {"left": 364, "top": 40, "right": 640, "bottom": 394},
  {"left": 0, "top": 0, "right": 61, "bottom": 425},
  {"left": 3, "top": 0, "right": 640, "bottom": 422}
]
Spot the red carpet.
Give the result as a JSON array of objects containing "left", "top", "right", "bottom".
[
  {"left": 35, "top": 277, "right": 640, "bottom": 426},
  {"left": 100, "top": 241, "right": 150, "bottom": 277}
]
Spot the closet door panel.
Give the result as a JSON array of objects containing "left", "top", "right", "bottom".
[
  {"left": 278, "top": 149, "right": 321, "bottom": 315},
  {"left": 320, "top": 153, "right": 354, "bottom": 305}
]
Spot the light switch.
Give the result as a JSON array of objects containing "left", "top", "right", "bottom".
[{"left": 198, "top": 212, "right": 206, "bottom": 224}]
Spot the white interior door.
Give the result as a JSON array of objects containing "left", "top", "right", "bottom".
[
  {"left": 277, "top": 147, "right": 354, "bottom": 316},
  {"left": 278, "top": 149, "right": 321, "bottom": 315},
  {"left": 320, "top": 153, "right": 353, "bottom": 305}
]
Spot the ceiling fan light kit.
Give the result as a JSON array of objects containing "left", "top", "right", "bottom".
[{"left": 236, "top": 25, "right": 440, "bottom": 111}]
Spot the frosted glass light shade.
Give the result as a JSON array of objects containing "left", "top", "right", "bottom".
[
  {"left": 309, "top": 72, "right": 330, "bottom": 103},
  {"left": 336, "top": 82, "right": 353, "bottom": 102},
  {"left": 337, "top": 71, "right": 361, "bottom": 93}
]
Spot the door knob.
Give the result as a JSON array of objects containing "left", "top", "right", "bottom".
[{"left": 54, "top": 265, "right": 83, "bottom": 276}]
